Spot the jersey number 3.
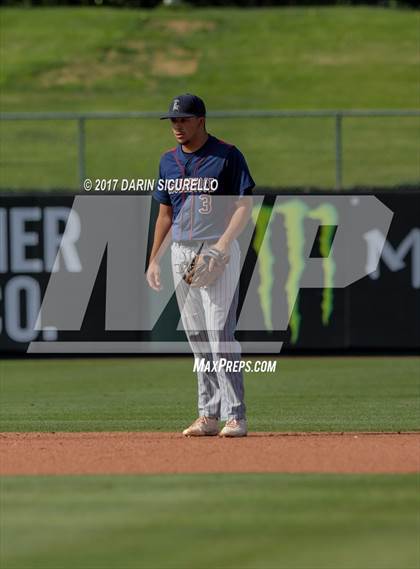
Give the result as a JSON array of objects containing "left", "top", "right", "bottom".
[{"left": 198, "top": 195, "right": 212, "bottom": 214}]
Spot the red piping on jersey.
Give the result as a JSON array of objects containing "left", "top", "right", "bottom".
[
  {"left": 172, "top": 148, "right": 186, "bottom": 240},
  {"left": 218, "top": 139, "right": 233, "bottom": 148},
  {"left": 160, "top": 147, "right": 177, "bottom": 161},
  {"left": 193, "top": 156, "right": 207, "bottom": 176},
  {"left": 172, "top": 148, "right": 185, "bottom": 177}
]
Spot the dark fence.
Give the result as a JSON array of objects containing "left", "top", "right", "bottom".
[
  {"left": 0, "top": 189, "right": 418, "bottom": 354},
  {"left": 2, "top": 109, "right": 419, "bottom": 192}
]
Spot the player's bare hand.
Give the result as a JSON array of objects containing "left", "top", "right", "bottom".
[
  {"left": 209, "top": 240, "right": 230, "bottom": 272},
  {"left": 146, "top": 261, "right": 162, "bottom": 291}
]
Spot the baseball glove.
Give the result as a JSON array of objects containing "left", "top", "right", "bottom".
[{"left": 183, "top": 246, "right": 230, "bottom": 288}]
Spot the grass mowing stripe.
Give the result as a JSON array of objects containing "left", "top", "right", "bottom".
[
  {"left": 1, "top": 473, "right": 418, "bottom": 569},
  {"left": 0, "top": 357, "right": 419, "bottom": 432}
]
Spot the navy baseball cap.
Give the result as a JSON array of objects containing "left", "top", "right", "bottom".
[{"left": 160, "top": 93, "right": 206, "bottom": 120}]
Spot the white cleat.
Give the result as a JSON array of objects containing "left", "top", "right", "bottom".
[
  {"left": 219, "top": 419, "right": 247, "bottom": 438},
  {"left": 182, "top": 416, "right": 219, "bottom": 437}
]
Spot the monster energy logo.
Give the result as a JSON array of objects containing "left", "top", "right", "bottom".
[{"left": 252, "top": 199, "right": 338, "bottom": 343}]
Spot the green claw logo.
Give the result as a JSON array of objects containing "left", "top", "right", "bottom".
[{"left": 252, "top": 200, "right": 338, "bottom": 344}]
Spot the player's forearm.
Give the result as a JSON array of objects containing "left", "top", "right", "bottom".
[
  {"left": 150, "top": 215, "right": 172, "bottom": 263},
  {"left": 217, "top": 197, "right": 253, "bottom": 247}
]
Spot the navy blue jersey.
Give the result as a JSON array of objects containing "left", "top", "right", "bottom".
[{"left": 153, "top": 134, "right": 255, "bottom": 241}]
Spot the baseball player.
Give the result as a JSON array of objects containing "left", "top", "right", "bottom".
[{"left": 146, "top": 93, "right": 255, "bottom": 437}]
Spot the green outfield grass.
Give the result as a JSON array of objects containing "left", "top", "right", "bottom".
[
  {"left": 0, "top": 6, "right": 418, "bottom": 189},
  {"left": 0, "top": 356, "right": 418, "bottom": 432},
  {"left": 1, "top": 473, "right": 418, "bottom": 569},
  {"left": 1, "top": 357, "right": 418, "bottom": 569}
]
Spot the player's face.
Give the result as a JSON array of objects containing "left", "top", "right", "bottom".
[{"left": 170, "top": 117, "right": 204, "bottom": 145}]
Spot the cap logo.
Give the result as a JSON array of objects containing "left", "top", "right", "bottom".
[{"left": 173, "top": 99, "right": 180, "bottom": 111}]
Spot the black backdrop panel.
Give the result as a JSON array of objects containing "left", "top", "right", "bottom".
[{"left": 0, "top": 192, "right": 418, "bottom": 353}]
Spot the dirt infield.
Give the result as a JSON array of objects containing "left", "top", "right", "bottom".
[{"left": 1, "top": 432, "right": 419, "bottom": 475}]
